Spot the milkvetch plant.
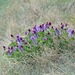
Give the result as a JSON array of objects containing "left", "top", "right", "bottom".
[{"left": 3, "top": 22, "right": 75, "bottom": 61}]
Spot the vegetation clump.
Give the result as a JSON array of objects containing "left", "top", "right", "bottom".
[{"left": 3, "top": 22, "right": 75, "bottom": 62}]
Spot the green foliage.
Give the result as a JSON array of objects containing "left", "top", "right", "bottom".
[{"left": 3, "top": 22, "right": 75, "bottom": 63}]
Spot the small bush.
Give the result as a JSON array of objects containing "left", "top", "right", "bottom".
[{"left": 3, "top": 22, "right": 75, "bottom": 62}]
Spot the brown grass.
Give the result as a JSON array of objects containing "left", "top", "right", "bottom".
[{"left": 0, "top": 0, "right": 75, "bottom": 75}]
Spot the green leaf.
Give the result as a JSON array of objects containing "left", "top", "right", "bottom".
[
  {"left": 50, "top": 29, "right": 56, "bottom": 33},
  {"left": 63, "top": 40, "right": 68, "bottom": 44},
  {"left": 37, "top": 32, "right": 44, "bottom": 36},
  {"left": 71, "top": 37, "right": 74, "bottom": 40},
  {"left": 58, "top": 36, "right": 61, "bottom": 39},
  {"left": 25, "top": 36, "right": 29, "bottom": 39},
  {"left": 35, "top": 37, "right": 43, "bottom": 42},
  {"left": 69, "top": 37, "right": 74, "bottom": 42},
  {"left": 8, "top": 44, "right": 13, "bottom": 47},
  {"left": 28, "top": 33, "right": 34, "bottom": 36}
]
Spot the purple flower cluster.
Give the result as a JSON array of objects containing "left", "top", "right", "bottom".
[
  {"left": 16, "top": 34, "right": 26, "bottom": 44},
  {"left": 3, "top": 22, "right": 75, "bottom": 56},
  {"left": 25, "top": 22, "right": 52, "bottom": 46},
  {"left": 60, "top": 23, "right": 68, "bottom": 30},
  {"left": 18, "top": 45, "right": 23, "bottom": 52},
  {"left": 3, "top": 33, "right": 28, "bottom": 55},
  {"left": 32, "top": 22, "right": 51, "bottom": 34},
  {"left": 5, "top": 46, "right": 17, "bottom": 55},
  {"left": 61, "top": 24, "right": 64, "bottom": 29},
  {"left": 33, "top": 22, "right": 51, "bottom": 35}
]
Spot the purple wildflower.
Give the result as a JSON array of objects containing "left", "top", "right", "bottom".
[
  {"left": 39, "top": 25, "right": 43, "bottom": 32},
  {"left": 68, "top": 28, "right": 75, "bottom": 38},
  {"left": 11, "top": 46, "right": 13, "bottom": 50},
  {"left": 8, "top": 47, "right": 10, "bottom": 50},
  {"left": 20, "top": 37, "right": 22, "bottom": 40},
  {"left": 33, "top": 26, "right": 36, "bottom": 31},
  {"left": 68, "top": 28, "right": 72, "bottom": 32},
  {"left": 49, "top": 22, "right": 51, "bottom": 26},
  {"left": 39, "top": 24, "right": 44, "bottom": 32},
  {"left": 44, "top": 34, "right": 46, "bottom": 37},
  {"left": 39, "top": 25, "right": 42, "bottom": 28},
  {"left": 3, "top": 46, "right": 5, "bottom": 49},
  {"left": 32, "top": 30, "right": 38, "bottom": 37},
  {"left": 10, "top": 46, "right": 16, "bottom": 52},
  {"left": 18, "top": 45, "right": 23, "bottom": 52},
  {"left": 45, "top": 22, "right": 49, "bottom": 29},
  {"left": 55, "top": 27, "right": 58, "bottom": 31},
  {"left": 3, "top": 46, "right": 6, "bottom": 50},
  {"left": 24, "top": 42, "right": 27, "bottom": 44},
  {"left": 32, "top": 30, "right": 37, "bottom": 34},
  {"left": 36, "top": 25, "right": 41, "bottom": 32},
  {"left": 42, "top": 24, "right": 44, "bottom": 27},
  {"left": 11, "top": 34, "right": 14, "bottom": 38},
  {"left": 43, "top": 38, "right": 47, "bottom": 41},
  {"left": 20, "top": 37, "right": 24, "bottom": 43},
  {"left": 28, "top": 29, "right": 31, "bottom": 32},
  {"left": 41, "top": 24, "right": 44, "bottom": 32},
  {"left": 61, "top": 25, "right": 64, "bottom": 29},
  {"left": 51, "top": 26, "right": 53, "bottom": 29},
  {"left": 13, "top": 48, "right": 16, "bottom": 51},
  {"left": 56, "top": 30, "right": 61, "bottom": 36},
  {"left": 25, "top": 29, "right": 31, "bottom": 36},
  {"left": 65, "top": 23, "right": 68, "bottom": 27},
  {"left": 71, "top": 30, "right": 74, "bottom": 34},
  {"left": 30, "top": 36, "right": 37, "bottom": 40},
  {"left": 47, "top": 32, "right": 50, "bottom": 35},
  {"left": 7, "top": 50, "right": 11, "bottom": 55},
  {"left": 16, "top": 34, "right": 20, "bottom": 44}
]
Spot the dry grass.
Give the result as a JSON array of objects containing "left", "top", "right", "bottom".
[{"left": 0, "top": 0, "right": 75, "bottom": 75}]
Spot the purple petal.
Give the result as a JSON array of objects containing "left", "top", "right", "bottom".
[
  {"left": 49, "top": 22, "right": 51, "bottom": 26},
  {"left": 11, "top": 46, "right": 13, "bottom": 50},
  {"left": 71, "top": 30, "right": 74, "bottom": 34},
  {"left": 56, "top": 30, "right": 61, "bottom": 36},
  {"left": 43, "top": 38, "right": 47, "bottom": 41},
  {"left": 13, "top": 48, "right": 16, "bottom": 51},
  {"left": 47, "top": 32, "right": 50, "bottom": 35},
  {"left": 30, "top": 36, "right": 37, "bottom": 40},
  {"left": 24, "top": 42, "right": 27, "bottom": 44},
  {"left": 51, "top": 26, "right": 53, "bottom": 29},
  {"left": 65, "top": 23, "right": 68, "bottom": 27},
  {"left": 55, "top": 27, "right": 58, "bottom": 31},
  {"left": 3, "top": 46, "right": 6, "bottom": 49},
  {"left": 18, "top": 45, "right": 23, "bottom": 52},
  {"left": 68, "top": 28, "right": 72, "bottom": 33},
  {"left": 16, "top": 34, "right": 20, "bottom": 44},
  {"left": 28, "top": 29, "right": 31, "bottom": 32},
  {"left": 61, "top": 25, "right": 64, "bottom": 29}
]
